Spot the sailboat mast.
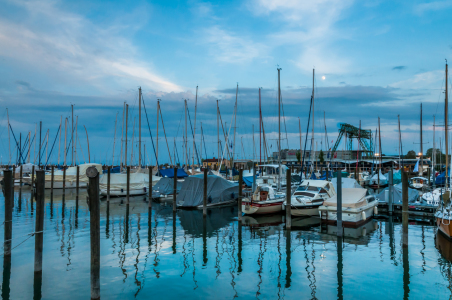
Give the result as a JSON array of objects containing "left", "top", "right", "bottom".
[
  {"left": 7, "top": 108, "right": 10, "bottom": 165},
  {"left": 233, "top": 84, "right": 238, "bottom": 170},
  {"left": 185, "top": 99, "right": 187, "bottom": 168},
  {"left": 120, "top": 102, "right": 125, "bottom": 168},
  {"left": 433, "top": 115, "right": 436, "bottom": 188},
  {"left": 64, "top": 117, "right": 67, "bottom": 166},
  {"left": 125, "top": 104, "right": 128, "bottom": 167},
  {"left": 71, "top": 104, "right": 74, "bottom": 166},
  {"left": 277, "top": 67, "right": 282, "bottom": 191},
  {"left": 157, "top": 99, "right": 160, "bottom": 167},
  {"left": 58, "top": 115, "right": 62, "bottom": 165},
  {"left": 311, "top": 69, "right": 315, "bottom": 172},
  {"left": 217, "top": 100, "right": 220, "bottom": 164},
  {"left": 28, "top": 131, "right": 31, "bottom": 163},
  {"left": 398, "top": 115, "right": 401, "bottom": 168},
  {"left": 445, "top": 61, "right": 449, "bottom": 187},
  {"left": 420, "top": 103, "right": 423, "bottom": 175},
  {"left": 200, "top": 122, "right": 203, "bottom": 163},
  {"left": 75, "top": 116, "right": 78, "bottom": 164},
  {"left": 34, "top": 123, "right": 37, "bottom": 164},
  {"left": 113, "top": 112, "right": 118, "bottom": 166},
  {"left": 259, "top": 88, "right": 262, "bottom": 165},
  {"left": 299, "top": 117, "right": 302, "bottom": 163},
  {"left": 139, "top": 87, "right": 142, "bottom": 168},
  {"left": 193, "top": 86, "right": 198, "bottom": 172},
  {"left": 252, "top": 124, "right": 255, "bottom": 162}
]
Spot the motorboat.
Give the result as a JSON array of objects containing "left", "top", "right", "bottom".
[
  {"left": 283, "top": 180, "right": 336, "bottom": 217},
  {"left": 100, "top": 171, "right": 149, "bottom": 196},
  {"left": 422, "top": 187, "right": 449, "bottom": 207},
  {"left": 409, "top": 177, "right": 429, "bottom": 190},
  {"left": 242, "top": 184, "right": 285, "bottom": 215},
  {"left": 318, "top": 188, "right": 378, "bottom": 227},
  {"left": 349, "top": 172, "right": 370, "bottom": 186}
]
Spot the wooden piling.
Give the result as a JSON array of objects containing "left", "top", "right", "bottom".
[
  {"left": 286, "top": 168, "right": 291, "bottom": 229},
  {"left": 31, "top": 165, "right": 35, "bottom": 190},
  {"left": 107, "top": 166, "right": 111, "bottom": 202},
  {"left": 34, "top": 170, "right": 45, "bottom": 273},
  {"left": 337, "top": 236, "right": 343, "bottom": 300},
  {"left": 238, "top": 168, "right": 243, "bottom": 222},
  {"left": 337, "top": 170, "right": 343, "bottom": 237},
  {"left": 76, "top": 166, "right": 80, "bottom": 196},
  {"left": 285, "top": 229, "right": 292, "bottom": 288},
  {"left": 203, "top": 168, "right": 208, "bottom": 217},
  {"left": 86, "top": 166, "right": 100, "bottom": 300},
  {"left": 63, "top": 166, "right": 66, "bottom": 195},
  {"left": 402, "top": 171, "right": 408, "bottom": 247},
  {"left": 148, "top": 166, "right": 152, "bottom": 208},
  {"left": 173, "top": 167, "right": 177, "bottom": 212},
  {"left": 126, "top": 166, "right": 130, "bottom": 205},
  {"left": 3, "top": 170, "right": 13, "bottom": 257},
  {"left": 19, "top": 164, "right": 23, "bottom": 186}
]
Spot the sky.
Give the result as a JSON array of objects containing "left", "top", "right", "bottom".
[{"left": 0, "top": 0, "right": 451, "bottom": 165}]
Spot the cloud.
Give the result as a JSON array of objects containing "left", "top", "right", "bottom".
[
  {"left": 392, "top": 66, "right": 407, "bottom": 71},
  {"left": 414, "top": 1, "right": 452, "bottom": 14},
  {"left": 390, "top": 70, "right": 443, "bottom": 90},
  {"left": 0, "top": 0, "right": 182, "bottom": 93},
  {"left": 201, "top": 26, "right": 267, "bottom": 64}
]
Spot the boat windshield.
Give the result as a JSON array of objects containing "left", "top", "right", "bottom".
[{"left": 296, "top": 186, "right": 320, "bottom": 192}]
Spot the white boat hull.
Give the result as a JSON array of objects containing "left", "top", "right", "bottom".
[
  {"left": 100, "top": 188, "right": 147, "bottom": 197},
  {"left": 319, "top": 202, "right": 378, "bottom": 227},
  {"left": 242, "top": 201, "right": 283, "bottom": 215},
  {"left": 44, "top": 181, "right": 87, "bottom": 189}
]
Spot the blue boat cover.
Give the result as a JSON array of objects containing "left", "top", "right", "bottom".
[
  {"left": 436, "top": 169, "right": 450, "bottom": 185},
  {"left": 102, "top": 166, "right": 120, "bottom": 174},
  {"left": 157, "top": 168, "right": 189, "bottom": 178},
  {"left": 242, "top": 176, "right": 253, "bottom": 187}
]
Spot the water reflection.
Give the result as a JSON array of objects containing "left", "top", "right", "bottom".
[{"left": 1, "top": 188, "right": 452, "bottom": 299}]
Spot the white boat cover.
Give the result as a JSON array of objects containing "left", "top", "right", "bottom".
[
  {"left": 370, "top": 170, "right": 387, "bottom": 182},
  {"left": 177, "top": 175, "right": 238, "bottom": 207},
  {"left": 331, "top": 178, "right": 363, "bottom": 190},
  {"left": 15, "top": 163, "right": 38, "bottom": 174},
  {"left": 376, "top": 183, "right": 418, "bottom": 204},
  {"left": 323, "top": 188, "right": 368, "bottom": 208},
  {"left": 100, "top": 172, "right": 149, "bottom": 191},
  {"left": 45, "top": 163, "right": 103, "bottom": 183}
]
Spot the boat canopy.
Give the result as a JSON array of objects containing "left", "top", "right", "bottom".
[
  {"left": 152, "top": 177, "right": 180, "bottom": 195},
  {"left": 376, "top": 183, "right": 418, "bottom": 204},
  {"left": 323, "top": 188, "right": 368, "bottom": 208},
  {"left": 300, "top": 180, "right": 330, "bottom": 188},
  {"left": 370, "top": 170, "right": 387, "bottom": 181},
  {"left": 177, "top": 175, "right": 238, "bottom": 207},
  {"left": 156, "top": 168, "right": 189, "bottom": 178},
  {"left": 100, "top": 172, "right": 148, "bottom": 191},
  {"left": 45, "top": 163, "right": 103, "bottom": 183},
  {"left": 330, "top": 178, "right": 363, "bottom": 190}
]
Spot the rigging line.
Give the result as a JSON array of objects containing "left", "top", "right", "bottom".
[
  {"left": 175, "top": 139, "right": 180, "bottom": 165},
  {"left": 281, "top": 95, "right": 289, "bottom": 149},
  {"left": 8, "top": 124, "right": 26, "bottom": 164},
  {"left": 21, "top": 135, "right": 30, "bottom": 155},
  {"left": 201, "top": 124, "right": 207, "bottom": 160},
  {"left": 77, "top": 134, "right": 87, "bottom": 164},
  {"left": 64, "top": 125, "right": 77, "bottom": 157},
  {"left": 186, "top": 106, "right": 201, "bottom": 165},
  {"left": 218, "top": 107, "right": 232, "bottom": 160},
  {"left": 158, "top": 105, "right": 173, "bottom": 166},
  {"left": 21, "top": 134, "right": 35, "bottom": 163},
  {"left": 44, "top": 125, "right": 61, "bottom": 166},
  {"left": 38, "top": 131, "right": 49, "bottom": 164},
  {"left": 141, "top": 95, "right": 159, "bottom": 168},
  {"left": 301, "top": 95, "right": 314, "bottom": 175}
]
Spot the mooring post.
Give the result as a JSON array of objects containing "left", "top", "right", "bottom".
[
  {"left": 237, "top": 221, "right": 243, "bottom": 273},
  {"left": 34, "top": 170, "right": 45, "bottom": 273},
  {"left": 337, "top": 170, "right": 343, "bottom": 237},
  {"left": 388, "top": 166, "right": 394, "bottom": 215},
  {"left": 173, "top": 167, "right": 177, "bottom": 212},
  {"left": 337, "top": 236, "right": 343, "bottom": 300},
  {"left": 126, "top": 166, "right": 130, "bottom": 205},
  {"left": 3, "top": 170, "right": 13, "bottom": 257},
  {"left": 63, "top": 166, "right": 66, "bottom": 195},
  {"left": 285, "top": 229, "right": 292, "bottom": 288},
  {"left": 19, "top": 164, "right": 23, "bottom": 186},
  {"left": 238, "top": 168, "right": 243, "bottom": 222},
  {"left": 148, "top": 166, "right": 152, "bottom": 207},
  {"left": 76, "top": 165, "right": 80, "bottom": 196},
  {"left": 203, "top": 168, "right": 208, "bottom": 217},
  {"left": 286, "top": 168, "right": 292, "bottom": 229},
  {"left": 107, "top": 166, "right": 111, "bottom": 202},
  {"left": 202, "top": 217, "right": 208, "bottom": 266},
  {"left": 31, "top": 165, "right": 35, "bottom": 191},
  {"left": 86, "top": 166, "right": 100, "bottom": 300},
  {"left": 402, "top": 171, "right": 408, "bottom": 247}
]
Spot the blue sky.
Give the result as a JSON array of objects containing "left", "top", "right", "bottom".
[{"left": 0, "top": 0, "right": 451, "bottom": 165}]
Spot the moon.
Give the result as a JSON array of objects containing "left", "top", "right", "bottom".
[{"left": 322, "top": 76, "right": 326, "bottom": 80}]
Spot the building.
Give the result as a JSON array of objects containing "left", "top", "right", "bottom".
[{"left": 202, "top": 157, "right": 229, "bottom": 170}]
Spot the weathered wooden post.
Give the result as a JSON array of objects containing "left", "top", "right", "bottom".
[
  {"left": 126, "top": 166, "right": 130, "bottom": 205},
  {"left": 62, "top": 166, "right": 66, "bottom": 196},
  {"left": 19, "top": 164, "right": 23, "bottom": 186},
  {"left": 286, "top": 168, "right": 291, "bottom": 229},
  {"left": 34, "top": 170, "right": 45, "bottom": 273},
  {"left": 107, "top": 166, "right": 111, "bottom": 202},
  {"left": 172, "top": 211, "right": 176, "bottom": 254},
  {"left": 337, "top": 236, "right": 343, "bottom": 300},
  {"left": 203, "top": 168, "right": 208, "bottom": 217},
  {"left": 388, "top": 166, "right": 394, "bottom": 216},
  {"left": 285, "top": 229, "right": 292, "bottom": 288},
  {"left": 402, "top": 171, "right": 408, "bottom": 247},
  {"left": 202, "top": 216, "right": 208, "bottom": 266},
  {"left": 86, "top": 166, "right": 100, "bottom": 300},
  {"left": 3, "top": 170, "right": 13, "bottom": 257},
  {"left": 238, "top": 168, "right": 243, "bottom": 222},
  {"left": 148, "top": 166, "right": 152, "bottom": 207},
  {"left": 237, "top": 221, "right": 243, "bottom": 273},
  {"left": 173, "top": 167, "right": 177, "bottom": 212},
  {"left": 76, "top": 165, "right": 80, "bottom": 196},
  {"left": 31, "top": 165, "right": 35, "bottom": 190},
  {"left": 337, "top": 170, "right": 343, "bottom": 237}
]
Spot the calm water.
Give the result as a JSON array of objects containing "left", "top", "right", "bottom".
[{"left": 0, "top": 187, "right": 451, "bottom": 299}]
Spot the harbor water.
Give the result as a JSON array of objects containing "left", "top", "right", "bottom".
[{"left": 0, "top": 187, "right": 451, "bottom": 299}]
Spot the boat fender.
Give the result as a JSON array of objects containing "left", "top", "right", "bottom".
[
  {"left": 362, "top": 227, "right": 367, "bottom": 236},
  {"left": 374, "top": 206, "right": 378, "bottom": 215},
  {"left": 361, "top": 211, "right": 366, "bottom": 220}
]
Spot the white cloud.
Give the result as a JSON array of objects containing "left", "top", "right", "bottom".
[
  {"left": 0, "top": 0, "right": 182, "bottom": 93},
  {"left": 390, "top": 70, "right": 444, "bottom": 90},
  {"left": 414, "top": 1, "right": 452, "bottom": 14},
  {"left": 202, "top": 26, "right": 267, "bottom": 64}
]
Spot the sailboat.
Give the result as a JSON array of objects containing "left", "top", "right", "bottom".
[
  {"left": 436, "top": 61, "right": 452, "bottom": 238},
  {"left": 242, "top": 68, "right": 286, "bottom": 215}
]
